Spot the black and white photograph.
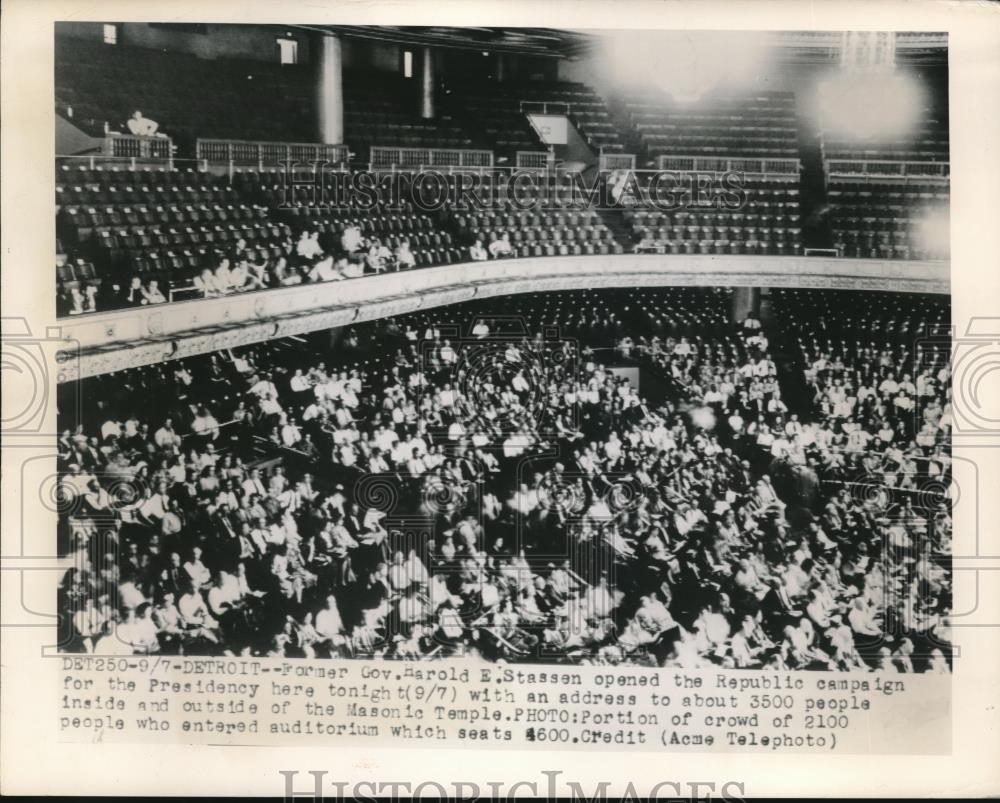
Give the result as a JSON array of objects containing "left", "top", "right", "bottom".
[
  {"left": 5, "top": 2, "right": 1000, "bottom": 796},
  {"left": 51, "top": 24, "right": 953, "bottom": 673}
]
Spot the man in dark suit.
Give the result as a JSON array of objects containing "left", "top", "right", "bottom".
[
  {"left": 760, "top": 575, "right": 801, "bottom": 637},
  {"left": 343, "top": 502, "right": 365, "bottom": 540}
]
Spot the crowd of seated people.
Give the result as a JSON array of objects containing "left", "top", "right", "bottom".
[
  {"left": 769, "top": 290, "right": 952, "bottom": 659},
  {"left": 180, "top": 224, "right": 461, "bottom": 297},
  {"left": 55, "top": 164, "right": 639, "bottom": 315},
  {"left": 56, "top": 287, "right": 951, "bottom": 672},
  {"left": 775, "top": 289, "right": 951, "bottom": 467}
]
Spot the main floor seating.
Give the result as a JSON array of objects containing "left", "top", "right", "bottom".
[
  {"left": 54, "top": 283, "right": 953, "bottom": 668},
  {"left": 773, "top": 287, "right": 950, "bottom": 421}
]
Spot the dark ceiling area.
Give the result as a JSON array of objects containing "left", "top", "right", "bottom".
[
  {"left": 303, "top": 26, "right": 595, "bottom": 57},
  {"left": 298, "top": 26, "right": 947, "bottom": 65}
]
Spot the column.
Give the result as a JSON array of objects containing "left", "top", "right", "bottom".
[
  {"left": 731, "top": 287, "right": 761, "bottom": 322},
  {"left": 315, "top": 32, "right": 344, "bottom": 144},
  {"left": 420, "top": 46, "right": 435, "bottom": 119},
  {"left": 495, "top": 52, "right": 505, "bottom": 83}
]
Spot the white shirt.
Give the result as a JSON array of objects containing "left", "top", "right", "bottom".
[
  {"left": 127, "top": 116, "right": 158, "bottom": 136},
  {"left": 489, "top": 239, "right": 512, "bottom": 257},
  {"left": 316, "top": 607, "right": 343, "bottom": 639}
]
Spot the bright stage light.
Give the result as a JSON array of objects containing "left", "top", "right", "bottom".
[
  {"left": 601, "top": 31, "right": 770, "bottom": 102},
  {"left": 819, "top": 71, "right": 924, "bottom": 140}
]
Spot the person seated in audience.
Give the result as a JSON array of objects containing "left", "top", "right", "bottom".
[
  {"left": 395, "top": 239, "right": 417, "bottom": 270},
  {"left": 62, "top": 285, "right": 89, "bottom": 316},
  {"left": 194, "top": 267, "right": 222, "bottom": 298},
  {"left": 213, "top": 259, "right": 234, "bottom": 295},
  {"left": 472, "top": 319, "right": 490, "bottom": 339},
  {"left": 364, "top": 238, "right": 393, "bottom": 274},
  {"left": 308, "top": 255, "right": 342, "bottom": 283},
  {"left": 177, "top": 581, "right": 219, "bottom": 644},
  {"left": 228, "top": 260, "right": 250, "bottom": 292},
  {"left": 243, "top": 256, "right": 271, "bottom": 290},
  {"left": 191, "top": 405, "right": 221, "bottom": 443},
  {"left": 83, "top": 284, "right": 99, "bottom": 312},
  {"left": 469, "top": 238, "right": 488, "bottom": 261},
  {"left": 232, "top": 238, "right": 250, "bottom": 263},
  {"left": 141, "top": 279, "right": 166, "bottom": 305},
  {"left": 296, "top": 230, "right": 323, "bottom": 261},
  {"left": 488, "top": 232, "right": 514, "bottom": 259},
  {"left": 126, "top": 110, "right": 162, "bottom": 137},
  {"left": 271, "top": 256, "right": 301, "bottom": 287},
  {"left": 120, "top": 276, "right": 146, "bottom": 308},
  {"left": 341, "top": 224, "right": 363, "bottom": 255},
  {"left": 341, "top": 256, "right": 365, "bottom": 279}
]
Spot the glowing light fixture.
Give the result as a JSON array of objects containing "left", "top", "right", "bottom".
[
  {"left": 601, "top": 31, "right": 769, "bottom": 103},
  {"left": 819, "top": 31, "right": 921, "bottom": 141},
  {"left": 819, "top": 72, "right": 923, "bottom": 140},
  {"left": 914, "top": 207, "right": 950, "bottom": 258}
]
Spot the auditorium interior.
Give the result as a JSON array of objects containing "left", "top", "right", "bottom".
[{"left": 53, "top": 25, "right": 953, "bottom": 673}]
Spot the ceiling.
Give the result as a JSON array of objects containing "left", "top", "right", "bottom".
[
  {"left": 300, "top": 26, "right": 947, "bottom": 65},
  {"left": 304, "top": 26, "right": 594, "bottom": 57}
]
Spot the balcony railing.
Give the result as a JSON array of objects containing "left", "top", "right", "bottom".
[
  {"left": 657, "top": 155, "right": 801, "bottom": 175},
  {"left": 104, "top": 133, "right": 175, "bottom": 160},
  {"left": 368, "top": 146, "right": 494, "bottom": 170},
  {"left": 599, "top": 152, "right": 637, "bottom": 171},
  {"left": 515, "top": 151, "right": 554, "bottom": 169},
  {"left": 196, "top": 139, "right": 349, "bottom": 166},
  {"left": 826, "top": 159, "right": 951, "bottom": 180},
  {"left": 519, "top": 100, "right": 571, "bottom": 115},
  {"left": 56, "top": 253, "right": 949, "bottom": 381}
]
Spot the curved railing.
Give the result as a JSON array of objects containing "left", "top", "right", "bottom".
[{"left": 56, "top": 253, "right": 949, "bottom": 381}]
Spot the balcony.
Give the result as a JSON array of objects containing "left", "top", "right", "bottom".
[{"left": 53, "top": 252, "right": 949, "bottom": 382}]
